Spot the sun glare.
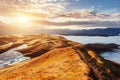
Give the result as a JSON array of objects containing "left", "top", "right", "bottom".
[
  {"left": 12, "top": 14, "right": 34, "bottom": 29},
  {"left": 15, "top": 15, "right": 31, "bottom": 24}
]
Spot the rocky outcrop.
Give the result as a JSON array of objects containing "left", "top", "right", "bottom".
[
  {"left": 0, "top": 35, "right": 120, "bottom": 80},
  {"left": 17, "top": 35, "right": 83, "bottom": 58}
]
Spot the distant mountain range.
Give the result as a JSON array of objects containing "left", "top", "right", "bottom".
[
  {"left": 0, "top": 22, "right": 120, "bottom": 36},
  {"left": 36, "top": 28, "right": 120, "bottom": 36}
]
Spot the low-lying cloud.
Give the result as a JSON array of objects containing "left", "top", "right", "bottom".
[{"left": 34, "top": 19, "right": 120, "bottom": 28}]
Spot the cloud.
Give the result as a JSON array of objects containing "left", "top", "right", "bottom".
[
  {"left": 0, "top": 0, "right": 70, "bottom": 27},
  {"left": 100, "top": 8, "right": 120, "bottom": 14},
  {"left": 34, "top": 19, "right": 120, "bottom": 28},
  {"left": 31, "top": 9, "right": 120, "bottom": 28},
  {"left": 0, "top": 0, "right": 68, "bottom": 17},
  {"left": 58, "top": 9, "right": 120, "bottom": 20}
]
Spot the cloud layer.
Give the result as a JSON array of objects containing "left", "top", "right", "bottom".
[
  {"left": 0, "top": 0, "right": 120, "bottom": 30},
  {"left": 0, "top": 0, "right": 68, "bottom": 17},
  {"left": 58, "top": 9, "right": 120, "bottom": 21}
]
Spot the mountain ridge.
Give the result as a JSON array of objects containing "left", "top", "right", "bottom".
[{"left": 0, "top": 35, "right": 120, "bottom": 80}]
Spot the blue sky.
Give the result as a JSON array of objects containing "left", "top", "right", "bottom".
[{"left": 66, "top": 0, "right": 120, "bottom": 14}]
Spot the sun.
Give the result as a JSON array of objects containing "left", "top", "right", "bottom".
[
  {"left": 15, "top": 15, "right": 31, "bottom": 24},
  {"left": 12, "top": 14, "right": 34, "bottom": 29}
]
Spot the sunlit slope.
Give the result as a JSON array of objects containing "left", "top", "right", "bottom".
[
  {"left": 0, "top": 47, "right": 92, "bottom": 80},
  {"left": 0, "top": 35, "right": 120, "bottom": 80}
]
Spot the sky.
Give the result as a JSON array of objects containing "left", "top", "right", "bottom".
[
  {"left": 0, "top": 0, "right": 120, "bottom": 32},
  {"left": 67, "top": 0, "right": 120, "bottom": 12}
]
